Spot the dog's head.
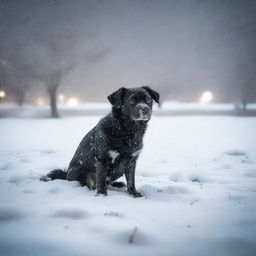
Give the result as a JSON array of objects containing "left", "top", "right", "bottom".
[{"left": 108, "top": 86, "right": 160, "bottom": 121}]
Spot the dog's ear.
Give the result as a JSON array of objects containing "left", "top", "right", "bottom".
[
  {"left": 108, "top": 87, "right": 127, "bottom": 108},
  {"left": 142, "top": 86, "right": 160, "bottom": 104}
]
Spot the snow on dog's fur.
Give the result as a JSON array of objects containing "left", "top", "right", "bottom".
[{"left": 41, "top": 86, "right": 159, "bottom": 197}]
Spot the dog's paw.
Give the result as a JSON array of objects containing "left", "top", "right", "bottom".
[
  {"left": 128, "top": 190, "right": 143, "bottom": 198},
  {"left": 111, "top": 181, "right": 126, "bottom": 188},
  {"left": 132, "top": 192, "right": 143, "bottom": 198},
  {"left": 96, "top": 190, "right": 108, "bottom": 196}
]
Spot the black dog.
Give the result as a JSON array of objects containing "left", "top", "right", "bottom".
[{"left": 41, "top": 86, "right": 159, "bottom": 197}]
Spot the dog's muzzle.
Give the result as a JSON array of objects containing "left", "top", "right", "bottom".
[{"left": 133, "top": 103, "right": 151, "bottom": 121}]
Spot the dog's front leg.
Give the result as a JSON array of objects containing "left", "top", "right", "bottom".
[
  {"left": 125, "top": 159, "right": 143, "bottom": 198},
  {"left": 95, "top": 159, "right": 108, "bottom": 195}
]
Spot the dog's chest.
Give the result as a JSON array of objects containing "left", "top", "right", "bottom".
[
  {"left": 111, "top": 132, "right": 143, "bottom": 155},
  {"left": 108, "top": 148, "right": 141, "bottom": 164},
  {"left": 106, "top": 133, "right": 142, "bottom": 165}
]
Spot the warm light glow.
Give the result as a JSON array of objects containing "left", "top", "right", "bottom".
[
  {"left": 67, "top": 97, "right": 79, "bottom": 106},
  {"left": 0, "top": 90, "right": 6, "bottom": 98},
  {"left": 36, "top": 97, "right": 45, "bottom": 105},
  {"left": 58, "top": 94, "right": 65, "bottom": 104},
  {"left": 199, "top": 91, "right": 213, "bottom": 104}
]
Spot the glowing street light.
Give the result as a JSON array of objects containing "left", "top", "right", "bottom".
[
  {"left": 199, "top": 91, "right": 213, "bottom": 104},
  {"left": 58, "top": 94, "right": 65, "bottom": 104},
  {"left": 0, "top": 90, "right": 6, "bottom": 98},
  {"left": 36, "top": 97, "right": 45, "bottom": 105},
  {"left": 67, "top": 97, "right": 79, "bottom": 106}
]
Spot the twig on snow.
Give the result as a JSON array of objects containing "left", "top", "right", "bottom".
[{"left": 128, "top": 227, "right": 138, "bottom": 244}]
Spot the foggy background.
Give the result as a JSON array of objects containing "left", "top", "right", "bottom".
[
  {"left": 0, "top": 0, "right": 256, "bottom": 113},
  {"left": 1, "top": 2, "right": 256, "bottom": 254}
]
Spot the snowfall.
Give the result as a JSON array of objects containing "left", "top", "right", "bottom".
[{"left": 0, "top": 103, "right": 256, "bottom": 256}]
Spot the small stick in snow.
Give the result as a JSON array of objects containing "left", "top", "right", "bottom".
[
  {"left": 190, "top": 199, "right": 199, "bottom": 205},
  {"left": 128, "top": 227, "right": 138, "bottom": 244}
]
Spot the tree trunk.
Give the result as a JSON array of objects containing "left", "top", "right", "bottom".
[
  {"left": 48, "top": 85, "right": 59, "bottom": 118},
  {"left": 242, "top": 100, "right": 247, "bottom": 111},
  {"left": 16, "top": 91, "right": 25, "bottom": 106}
]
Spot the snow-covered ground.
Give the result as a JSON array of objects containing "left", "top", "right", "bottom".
[{"left": 0, "top": 113, "right": 256, "bottom": 256}]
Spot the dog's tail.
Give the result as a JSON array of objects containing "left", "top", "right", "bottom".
[{"left": 40, "top": 169, "right": 67, "bottom": 182}]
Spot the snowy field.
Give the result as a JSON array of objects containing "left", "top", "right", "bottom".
[{"left": 0, "top": 112, "right": 256, "bottom": 256}]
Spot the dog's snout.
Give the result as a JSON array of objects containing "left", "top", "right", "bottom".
[
  {"left": 133, "top": 103, "right": 151, "bottom": 121},
  {"left": 141, "top": 105, "right": 150, "bottom": 115}
]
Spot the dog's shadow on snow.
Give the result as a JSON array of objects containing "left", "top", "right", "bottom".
[
  {"left": 37, "top": 178, "right": 190, "bottom": 202},
  {"left": 106, "top": 183, "right": 189, "bottom": 201}
]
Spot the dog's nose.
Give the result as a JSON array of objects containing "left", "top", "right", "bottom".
[{"left": 141, "top": 105, "right": 150, "bottom": 116}]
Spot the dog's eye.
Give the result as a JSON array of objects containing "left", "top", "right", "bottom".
[
  {"left": 145, "top": 97, "right": 151, "bottom": 104},
  {"left": 129, "top": 96, "right": 136, "bottom": 104}
]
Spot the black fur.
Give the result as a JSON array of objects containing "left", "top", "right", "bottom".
[{"left": 41, "top": 86, "right": 160, "bottom": 197}]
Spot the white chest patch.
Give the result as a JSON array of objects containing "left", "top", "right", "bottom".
[
  {"left": 108, "top": 150, "right": 120, "bottom": 164},
  {"left": 131, "top": 149, "right": 142, "bottom": 157}
]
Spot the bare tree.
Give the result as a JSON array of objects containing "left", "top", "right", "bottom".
[
  {"left": 241, "top": 67, "right": 256, "bottom": 111},
  {"left": 0, "top": 57, "right": 31, "bottom": 106},
  {"left": 0, "top": 0, "right": 109, "bottom": 117},
  {"left": 8, "top": 81, "right": 29, "bottom": 106},
  {"left": 233, "top": 61, "right": 256, "bottom": 111}
]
